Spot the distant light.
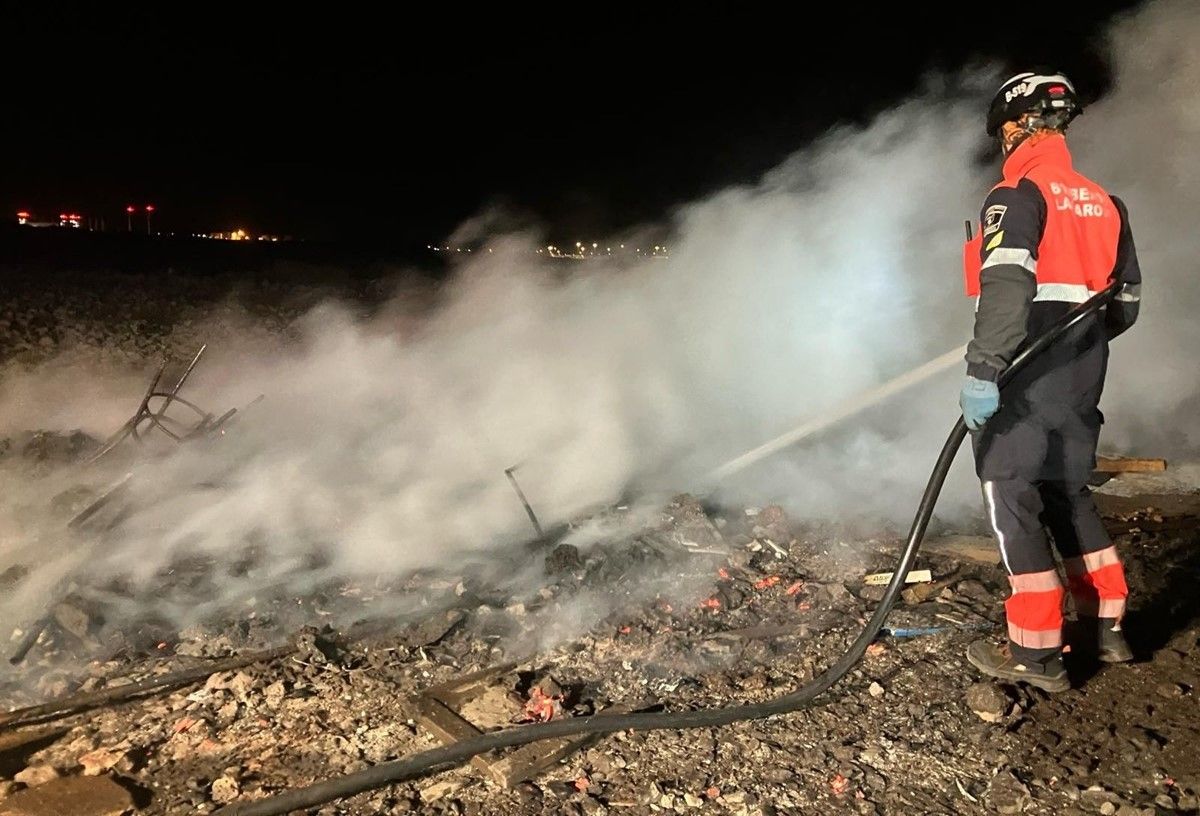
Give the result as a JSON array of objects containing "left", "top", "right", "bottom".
[
  {"left": 145, "top": 205, "right": 156, "bottom": 212},
  {"left": 126, "top": 206, "right": 136, "bottom": 214},
  {"left": 16, "top": 211, "right": 30, "bottom": 218}
]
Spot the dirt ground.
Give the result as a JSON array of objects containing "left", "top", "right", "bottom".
[{"left": 0, "top": 485, "right": 1196, "bottom": 816}]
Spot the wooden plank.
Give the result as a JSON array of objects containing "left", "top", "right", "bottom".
[
  {"left": 0, "top": 726, "right": 68, "bottom": 754},
  {"left": 702, "top": 623, "right": 806, "bottom": 642},
  {"left": 1095, "top": 456, "right": 1167, "bottom": 473},
  {"left": 423, "top": 661, "right": 519, "bottom": 707},
  {"left": 921, "top": 535, "right": 999, "bottom": 565},
  {"left": 863, "top": 569, "right": 932, "bottom": 586},
  {"left": 0, "top": 727, "right": 70, "bottom": 778},
  {"left": 414, "top": 696, "right": 497, "bottom": 778},
  {"left": 417, "top": 682, "right": 636, "bottom": 788},
  {"left": 487, "top": 705, "right": 632, "bottom": 788}
]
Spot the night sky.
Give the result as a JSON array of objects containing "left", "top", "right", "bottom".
[{"left": 4, "top": 3, "right": 1144, "bottom": 248}]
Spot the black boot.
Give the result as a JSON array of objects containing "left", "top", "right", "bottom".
[
  {"left": 1096, "top": 618, "right": 1133, "bottom": 663},
  {"left": 1067, "top": 616, "right": 1134, "bottom": 663},
  {"left": 966, "top": 640, "right": 1070, "bottom": 692}
]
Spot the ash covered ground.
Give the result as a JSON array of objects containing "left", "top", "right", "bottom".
[{"left": 0, "top": 268, "right": 1198, "bottom": 816}]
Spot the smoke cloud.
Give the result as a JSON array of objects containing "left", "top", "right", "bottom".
[{"left": 1, "top": 0, "right": 1194, "bottom": 653}]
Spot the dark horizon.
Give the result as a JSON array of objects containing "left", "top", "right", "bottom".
[{"left": 4, "top": 3, "right": 1144, "bottom": 249}]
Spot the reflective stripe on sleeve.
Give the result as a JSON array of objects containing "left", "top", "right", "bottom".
[
  {"left": 1033, "top": 283, "right": 1093, "bottom": 303},
  {"left": 981, "top": 247, "right": 1036, "bottom": 273}
]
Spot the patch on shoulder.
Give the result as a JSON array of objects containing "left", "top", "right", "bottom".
[{"left": 983, "top": 204, "right": 1007, "bottom": 236}]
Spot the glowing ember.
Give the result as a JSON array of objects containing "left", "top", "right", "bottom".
[
  {"left": 866, "top": 643, "right": 887, "bottom": 657},
  {"left": 619, "top": 625, "right": 632, "bottom": 635},
  {"left": 785, "top": 580, "right": 805, "bottom": 595},
  {"left": 574, "top": 776, "right": 590, "bottom": 792},
  {"left": 521, "top": 687, "right": 564, "bottom": 722},
  {"left": 700, "top": 597, "right": 721, "bottom": 611},
  {"left": 795, "top": 601, "right": 812, "bottom": 611},
  {"left": 705, "top": 786, "right": 721, "bottom": 799},
  {"left": 718, "top": 567, "right": 731, "bottom": 580},
  {"left": 830, "top": 773, "right": 850, "bottom": 795},
  {"left": 754, "top": 575, "right": 781, "bottom": 590}
]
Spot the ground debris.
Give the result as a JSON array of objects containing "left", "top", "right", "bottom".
[
  {"left": 0, "top": 775, "right": 134, "bottom": 816},
  {"left": 987, "top": 771, "right": 1031, "bottom": 814},
  {"left": 0, "top": 479, "right": 1196, "bottom": 816},
  {"left": 966, "top": 682, "right": 1010, "bottom": 723}
]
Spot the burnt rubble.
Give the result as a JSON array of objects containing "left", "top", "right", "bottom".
[{"left": 1, "top": 480, "right": 1197, "bottom": 815}]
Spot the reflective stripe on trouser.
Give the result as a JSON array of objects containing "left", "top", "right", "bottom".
[
  {"left": 982, "top": 479, "right": 1065, "bottom": 655},
  {"left": 1005, "top": 570, "right": 1065, "bottom": 650},
  {"left": 1063, "top": 545, "right": 1128, "bottom": 620},
  {"left": 1040, "top": 483, "right": 1128, "bottom": 620}
]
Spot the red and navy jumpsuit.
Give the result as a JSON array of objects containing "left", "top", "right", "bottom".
[{"left": 962, "top": 133, "right": 1142, "bottom": 662}]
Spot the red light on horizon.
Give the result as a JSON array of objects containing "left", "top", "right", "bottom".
[
  {"left": 16, "top": 211, "right": 30, "bottom": 218},
  {"left": 126, "top": 206, "right": 136, "bottom": 213},
  {"left": 145, "top": 205, "right": 155, "bottom": 212}
]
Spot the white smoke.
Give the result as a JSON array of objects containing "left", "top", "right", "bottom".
[
  {"left": 1072, "top": 0, "right": 1200, "bottom": 452},
  {"left": 1, "top": 0, "right": 1195, "bottom": 646}
]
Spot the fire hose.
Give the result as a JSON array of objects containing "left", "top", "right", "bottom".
[{"left": 217, "top": 280, "right": 1121, "bottom": 816}]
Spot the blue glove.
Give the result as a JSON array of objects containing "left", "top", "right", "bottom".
[{"left": 960, "top": 376, "right": 1000, "bottom": 430}]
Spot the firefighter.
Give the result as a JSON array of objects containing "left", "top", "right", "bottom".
[{"left": 959, "top": 70, "right": 1142, "bottom": 692}]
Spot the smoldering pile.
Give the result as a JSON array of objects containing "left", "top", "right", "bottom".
[{"left": 0, "top": 396, "right": 1023, "bottom": 816}]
